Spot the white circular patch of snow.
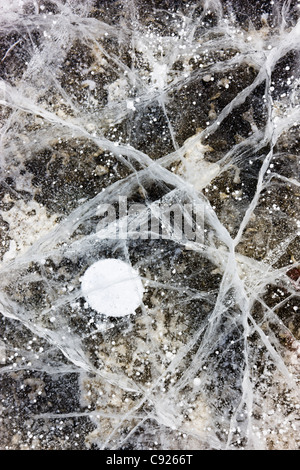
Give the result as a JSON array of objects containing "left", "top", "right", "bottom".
[{"left": 81, "top": 258, "right": 144, "bottom": 317}]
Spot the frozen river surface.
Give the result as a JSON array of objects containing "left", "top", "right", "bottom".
[{"left": 0, "top": 0, "right": 299, "bottom": 450}]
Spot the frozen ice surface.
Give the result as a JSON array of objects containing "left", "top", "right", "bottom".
[{"left": 0, "top": 0, "right": 299, "bottom": 450}]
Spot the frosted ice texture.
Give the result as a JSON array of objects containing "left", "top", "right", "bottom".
[{"left": 0, "top": 0, "right": 299, "bottom": 450}]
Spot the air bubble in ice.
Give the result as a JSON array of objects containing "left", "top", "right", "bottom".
[{"left": 81, "top": 259, "right": 144, "bottom": 317}]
